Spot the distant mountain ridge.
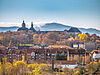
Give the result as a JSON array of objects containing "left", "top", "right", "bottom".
[
  {"left": 40, "top": 23, "right": 71, "bottom": 31},
  {"left": 0, "top": 23, "right": 100, "bottom": 36},
  {"left": 39, "top": 23, "right": 100, "bottom": 36},
  {"left": 0, "top": 26, "right": 19, "bottom": 32}
]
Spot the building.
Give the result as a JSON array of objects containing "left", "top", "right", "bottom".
[
  {"left": 0, "top": 46, "right": 86, "bottom": 64},
  {"left": 67, "top": 27, "right": 81, "bottom": 35},
  {"left": 91, "top": 50, "right": 100, "bottom": 61},
  {"left": 84, "top": 41, "right": 96, "bottom": 51},
  {"left": 29, "top": 22, "right": 36, "bottom": 32},
  {"left": 18, "top": 20, "right": 28, "bottom": 31},
  {"left": 96, "top": 40, "right": 100, "bottom": 50},
  {"left": 17, "top": 21, "right": 36, "bottom": 32},
  {"left": 72, "top": 41, "right": 85, "bottom": 49}
]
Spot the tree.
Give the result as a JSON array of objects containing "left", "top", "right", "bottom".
[
  {"left": 14, "top": 61, "right": 26, "bottom": 75},
  {"left": 61, "top": 52, "right": 67, "bottom": 60},
  {"left": 28, "top": 63, "right": 39, "bottom": 71},
  {"left": 55, "top": 52, "right": 67, "bottom": 60},
  {"left": 22, "top": 55, "right": 25, "bottom": 62},
  {"left": 55, "top": 53, "right": 60, "bottom": 60},
  {"left": 33, "top": 34, "right": 39, "bottom": 44},
  {"left": 91, "top": 34, "right": 99, "bottom": 41},
  {"left": 78, "top": 34, "right": 88, "bottom": 41},
  {"left": 74, "top": 71, "right": 80, "bottom": 75},
  {"left": 32, "top": 66, "right": 42, "bottom": 75},
  {"left": 42, "top": 32, "right": 60, "bottom": 45}
]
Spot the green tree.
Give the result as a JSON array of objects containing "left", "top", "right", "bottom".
[
  {"left": 61, "top": 52, "right": 67, "bottom": 60},
  {"left": 55, "top": 52, "right": 67, "bottom": 60},
  {"left": 55, "top": 53, "right": 60, "bottom": 60}
]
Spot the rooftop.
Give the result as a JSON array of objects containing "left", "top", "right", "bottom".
[
  {"left": 68, "top": 27, "right": 81, "bottom": 33},
  {"left": 47, "top": 45, "right": 73, "bottom": 49}
]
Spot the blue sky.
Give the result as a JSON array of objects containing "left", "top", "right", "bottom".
[{"left": 0, "top": 0, "right": 100, "bottom": 29}]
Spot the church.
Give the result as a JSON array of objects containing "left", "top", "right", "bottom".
[{"left": 17, "top": 20, "right": 36, "bottom": 32}]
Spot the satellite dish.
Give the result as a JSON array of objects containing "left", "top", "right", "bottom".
[{"left": 31, "top": 52, "right": 35, "bottom": 57}]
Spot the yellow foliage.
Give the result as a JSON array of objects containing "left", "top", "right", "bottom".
[
  {"left": 28, "top": 63, "right": 39, "bottom": 70},
  {"left": 89, "top": 61, "right": 93, "bottom": 65},
  {"left": 0, "top": 62, "right": 14, "bottom": 75},
  {"left": 32, "top": 66, "right": 42, "bottom": 75},
  {"left": 74, "top": 71, "right": 80, "bottom": 75},
  {"left": 30, "top": 72, "right": 32, "bottom": 75},
  {"left": 13, "top": 59, "right": 16, "bottom": 64},
  {"left": 75, "top": 37, "right": 78, "bottom": 40},
  {"left": 39, "top": 63, "right": 47, "bottom": 70},
  {"left": 78, "top": 34, "right": 88, "bottom": 41},
  {"left": 85, "top": 68, "right": 89, "bottom": 72},
  {"left": 22, "top": 55, "right": 25, "bottom": 62},
  {"left": 62, "top": 72, "right": 65, "bottom": 75},
  {"left": 93, "top": 61, "right": 98, "bottom": 64},
  {"left": 2, "top": 57, "right": 7, "bottom": 64},
  {"left": 99, "top": 59, "right": 100, "bottom": 63},
  {"left": 14, "top": 61, "right": 26, "bottom": 68},
  {"left": 89, "top": 61, "right": 98, "bottom": 65},
  {"left": 28, "top": 63, "right": 48, "bottom": 75},
  {"left": 5, "top": 62, "right": 13, "bottom": 74},
  {"left": 0, "top": 34, "right": 3, "bottom": 40},
  {"left": 33, "top": 34, "right": 38, "bottom": 39},
  {"left": 54, "top": 71, "right": 58, "bottom": 74},
  {"left": 0, "top": 62, "right": 2, "bottom": 75}
]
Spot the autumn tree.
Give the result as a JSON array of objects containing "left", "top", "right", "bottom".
[
  {"left": 14, "top": 61, "right": 26, "bottom": 75},
  {"left": 55, "top": 52, "right": 67, "bottom": 60},
  {"left": 91, "top": 34, "right": 99, "bottom": 41},
  {"left": 33, "top": 34, "right": 39, "bottom": 44},
  {"left": 41, "top": 31, "right": 60, "bottom": 45},
  {"left": 78, "top": 34, "right": 88, "bottom": 41}
]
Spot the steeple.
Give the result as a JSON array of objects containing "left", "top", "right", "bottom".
[
  {"left": 29, "top": 22, "right": 36, "bottom": 32},
  {"left": 22, "top": 20, "right": 25, "bottom": 28},
  {"left": 31, "top": 22, "right": 33, "bottom": 28},
  {"left": 23, "top": 20, "right": 24, "bottom": 23},
  {"left": 17, "top": 20, "right": 28, "bottom": 31}
]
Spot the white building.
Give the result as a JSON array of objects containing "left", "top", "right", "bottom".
[{"left": 92, "top": 51, "right": 100, "bottom": 61}]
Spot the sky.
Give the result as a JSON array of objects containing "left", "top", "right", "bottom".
[{"left": 0, "top": 0, "right": 100, "bottom": 30}]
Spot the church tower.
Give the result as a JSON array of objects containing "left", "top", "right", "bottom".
[
  {"left": 31, "top": 22, "right": 33, "bottom": 28},
  {"left": 17, "top": 20, "right": 28, "bottom": 31},
  {"left": 29, "top": 22, "right": 36, "bottom": 32},
  {"left": 22, "top": 20, "right": 26, "bottom": 28}
]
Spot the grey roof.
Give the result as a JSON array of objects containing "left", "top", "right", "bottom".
[
  {"left": 18, "top": 27, "right": 28, "bottom": 31},
  {"left": 17, "top": 20, "right": 28, "bottom": 31},
  {"left": 68, "top": 27, "right": 81, "bottom": 33},
  {"left": 29, "top": 22, "right": 36, "bottom": 32}
]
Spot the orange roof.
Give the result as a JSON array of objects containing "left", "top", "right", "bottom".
[
  {"left": 0, "top": 45, "right": 6, "bottom": 49},
  {"left": 96, "top": 40, "right": 100, "bottom": 43},
  {"left": 67, "top": 37, "right": 74, "bottom": 41},
  {"left": 91, "top": 50, "right": 100, "bottom": 54},
  {"left": 48, "top": 45, "right": 73, "bottom": 49}
]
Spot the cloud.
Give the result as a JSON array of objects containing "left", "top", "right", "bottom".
[{"left": 0, "top": 22, "right": 20, "bottom": 27}]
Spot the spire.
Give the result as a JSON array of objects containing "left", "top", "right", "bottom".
[
  {"left": 29, "top": 21, "right": 36, "bottom": 32},
  {"left": 17, "top": 20, "right": 28, "bottom": 31},
  {"left": 22, "top": 20, "right": 25, "bottom": 28},
  {"left": 23, "top": 20, "right": 24, "bottom": 23},
  {"left": 31, "top": 22, "right": 33, "bottom": 28}
]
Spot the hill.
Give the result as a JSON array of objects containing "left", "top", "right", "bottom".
[
  {"left": 0, "top": 23, "right": 100, "bottom": 36},
  {"left": 0, "top": 26, "right": 19, "bottom": 32},
  {"left": 39, "top": 23, "right": 100, "bottom": 36},
  {"left": 40, "top": 22, "right": 71, "bottom": 31}
]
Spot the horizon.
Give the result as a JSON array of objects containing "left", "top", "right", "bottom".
[
  {"left": 0, "top": 0, "right": 100, "bottom": 30},
  {"left": 0, "top": 21, "right": 100, "bottom": 31}
]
